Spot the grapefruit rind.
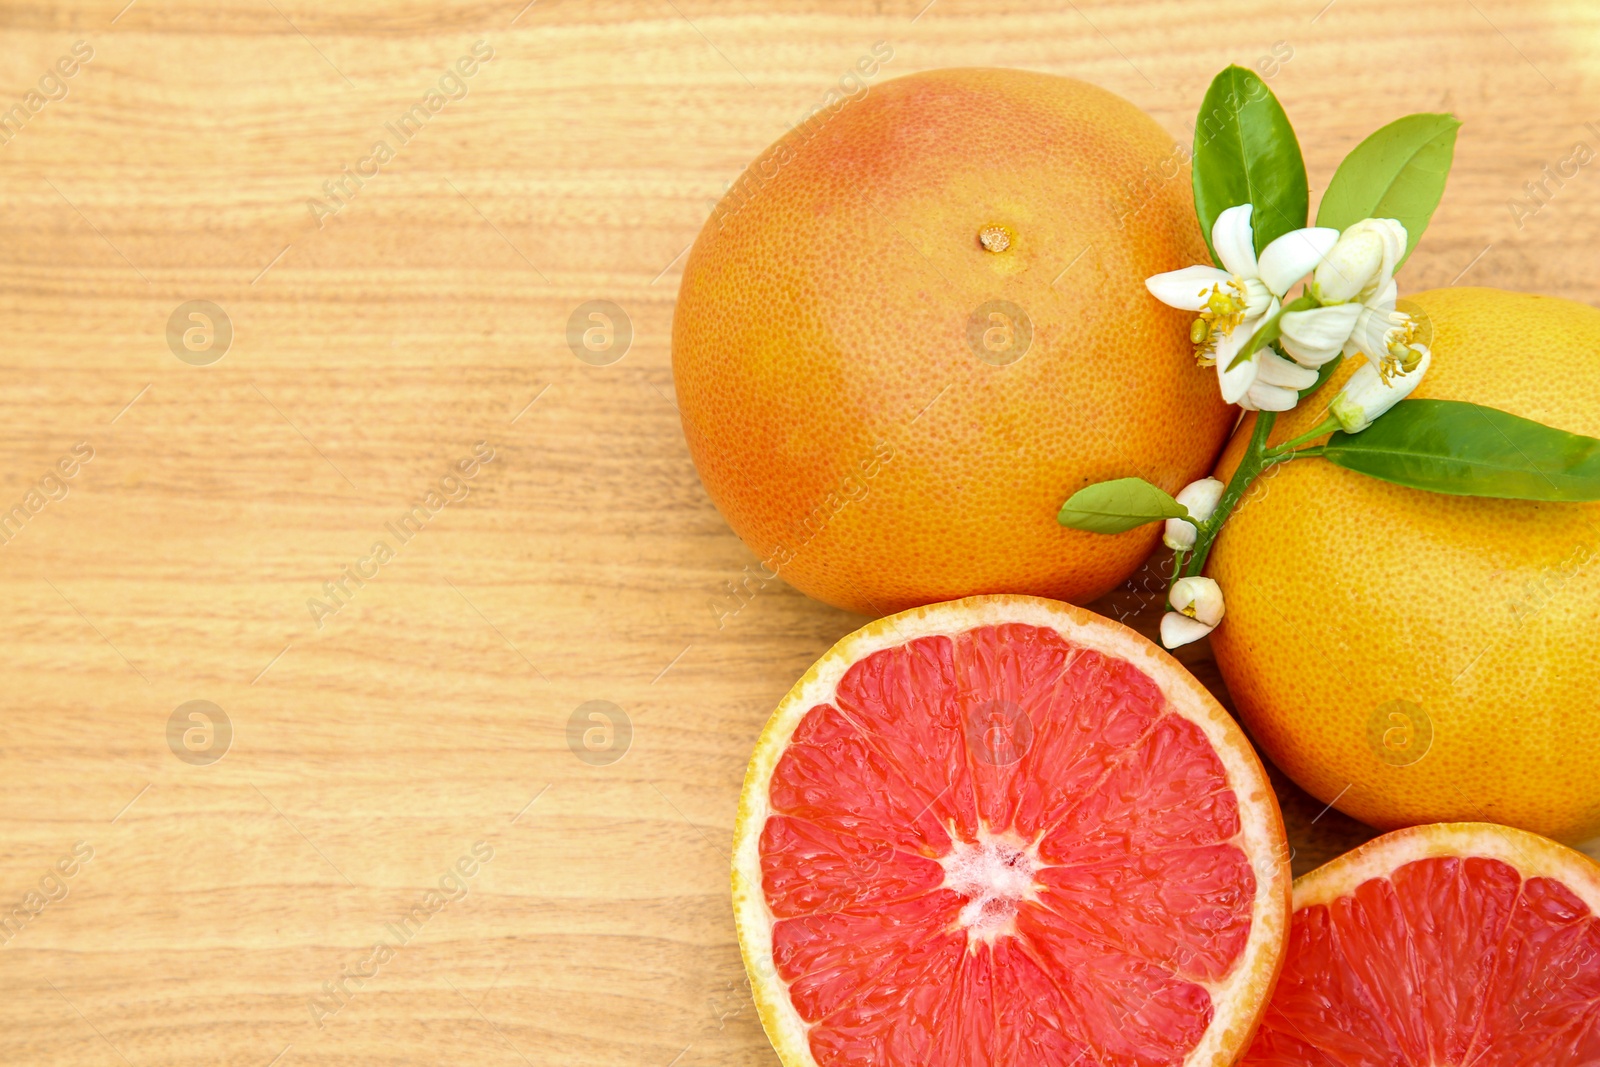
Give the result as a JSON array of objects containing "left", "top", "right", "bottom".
[
  {"left": 731, "top": 594, "right": 1291, "bottom": 1067},
  {"left": 1291, "top": 821, "right": 1600, "bottom": 911}
]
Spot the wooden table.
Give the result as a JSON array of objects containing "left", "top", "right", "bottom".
[{"left": 2, "top": 1, "right": 1596, "bottom": 1063}]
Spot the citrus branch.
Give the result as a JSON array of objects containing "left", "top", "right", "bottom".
[
  {"left": 1266, "top": 414, "right": 1341, "bottom": 456},
  {"left": 1182, "top": 411, "right": 1278, "bottom": 577}
]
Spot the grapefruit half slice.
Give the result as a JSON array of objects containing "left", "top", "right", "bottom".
[
  {"left": 1243, "top": 822, "right": 1600, "bottom": 1065},
  {"left": 732, "top": 595, "right": 1290, "bottom": 1067}
]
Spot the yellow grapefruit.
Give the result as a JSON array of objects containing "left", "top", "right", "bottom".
[
  {"left": 1209, "top": 287, "right": 1600, "bottom": 842},
  {"left": 674, "top": 68, "right": 1232, "bottom": 615},
  {"left": 733, "top": 595, "right": 1290, "bottom": 1066}
]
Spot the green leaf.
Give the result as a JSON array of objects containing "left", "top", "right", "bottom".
[
  {"left": 1058, "top": 478, "right": 1189, "bottom": 534},
  {"left": 1192, "top": 65, "right": 1309, "bottom": 262},
  {"left": 1315, "top": 113, "right": 1460, "bottom": 268},
  {"left": 1322, "top": 399, "right": 1600, "bottom": 501}
]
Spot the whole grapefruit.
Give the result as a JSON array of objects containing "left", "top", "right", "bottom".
[
  {"left": 673, "top": 68, "right": 1231, "bottom": 616},
  {"left": 1209, "top": 287, "right": 1600, "bottom": 842}
]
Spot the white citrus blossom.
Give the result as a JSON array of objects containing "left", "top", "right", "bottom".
[
  {"left": 1146, "top": 204, "right": 1339, "bottom": 410},
  {"left": 1161, "top": 576, "right": 1225, "bottom": 649},
  {"left": 1330, "top": 344, "right": 1432, "bottom": 433},
  {"left": 1280, "top": 219, "right": 1408, "bottom": 369},
  {"left": 1163, "top": 477, "right": 1226, "bottom": 551}
]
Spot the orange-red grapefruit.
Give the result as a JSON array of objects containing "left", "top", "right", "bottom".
[{"left": 674, "top": 68, "right": 1231, "bottom": 615}]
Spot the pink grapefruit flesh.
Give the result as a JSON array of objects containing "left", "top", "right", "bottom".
[{"left": 733, "top": 596, "right": 1290, "bottom": 1067}]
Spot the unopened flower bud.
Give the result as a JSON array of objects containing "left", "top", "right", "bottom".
[
  {"left": 1312, "top": 219, "right": 1407, "bottom": 304},
  {"left": 1163, "top": 478, "right": 1226, "bottom": 551}
]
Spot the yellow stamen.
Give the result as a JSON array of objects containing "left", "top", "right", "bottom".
[
  {"left": 1190, "top": 278, "right": 1249, "bottom": 364},
  {"left": 1377, "top": 313, "right": 1421, "bottom": 383}
]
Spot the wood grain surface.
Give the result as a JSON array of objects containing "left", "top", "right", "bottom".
[{"left": 2, "top": 1, "right": 1597, "bottom": 1063}]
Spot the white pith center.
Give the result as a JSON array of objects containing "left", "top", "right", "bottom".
[{"left": 939, "top": 831, "right": 1041, "bottom": 944}]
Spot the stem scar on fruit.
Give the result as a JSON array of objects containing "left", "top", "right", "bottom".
[{"left": 978, "top": 224, "right": 1013, "bottom": 253}]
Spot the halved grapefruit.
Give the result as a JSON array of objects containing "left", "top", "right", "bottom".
[
  {"left": 732, "top": 595, "right": 1290, "bottom": 1067},
  {"left": 1244, "top": 822, "right": 1600, "bottom": 1065}
]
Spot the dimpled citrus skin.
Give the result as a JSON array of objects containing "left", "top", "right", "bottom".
[
  {"left": 1209, "top": 287, "right": 1600, "bottom": 843},
  {"left": 673, "top": 68, "right": 1230, "bottom": 615}
]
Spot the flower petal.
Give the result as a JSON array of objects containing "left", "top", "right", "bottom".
[
  {"left": 1170, "top": 576, "right": 1225, "bottom": 626},
  {"left": 1160, "top": 612, "right": 1215, "bottom": 649},
  {"left": 1212, "top": 205, "right": 1259, "bottom": 279},
  {"left": 1163, "top": 516, "right": 1197, "bottom": 552},
  {"left": 1254, "top": 348, "right": 1320, "bottom": 389},
  {"left": 1247, "top": 381, "right": 1302, "bottom": 411},
  {"left": 1362, "top": 218, "right": 1408, "bottom": 301},
  {"left": 1215, "top": 329, "right": 1259, "bottom": 405},
  {"left": 1146, "top": 265, "right": 1231, "bottom": 311},
  {"left": 1344, "top": 309, "right": 1395, "bottom": 360},
  {"left": 1366, "top": 277, "right": 1399, "bottom": 314},
  {"left": 1342, "top": 281, "right": 1406, "bottom": 360},
  {"left": 1174, "top": 477, "right": 1226, "bottom": 522},
  {"left": 1257, "top": 226, "right": 1340, "bottom": 296},
  {"left": 1241, "top": 277, "right": 1275, "bottom": 319},
  {"left": 1312, "top": 227, "right": 1384, "bottom": 303},
  {"left": 1280, "top": 303, "right": 1362, "bottom": 367}
]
